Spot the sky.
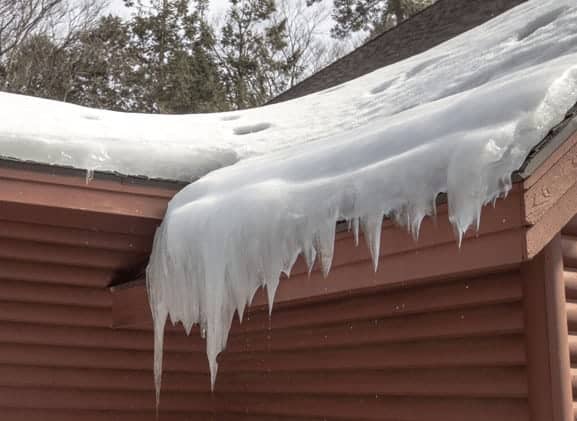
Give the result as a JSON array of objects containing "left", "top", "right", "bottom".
[
  {"left": 107, "top": 0, "right": 131, "bottom": 18},
  {"left": 106, "top": 0, "right": 337, "bottom": 34},
  {"left": 108, "top": 0, "right": 294, "bottom": 20}
]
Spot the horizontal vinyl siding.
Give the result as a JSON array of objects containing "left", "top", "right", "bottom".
[
  {"left": 561, "top": 220, "right": 577, "bottom": 420},
  {"left": 0, "top": 220, "right": 531, "bottom": 420},
  {"left": 0, "top": 225, "right": 531, "bottom": 420},
  {"left": 199, "top": 269, "right": 529, "bottom": 420},
  {"left": 0, "top": 170, "right": 530, "bottom": 420},
  {"left": 0, "top": 180, "right": 197, "bottom": 420}
]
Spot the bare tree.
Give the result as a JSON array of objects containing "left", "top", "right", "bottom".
[
  {"left": 272, "top": 0, "right": 359, "bottom": 87},
  {"left": 0, "top": 0, "right": 106, "bottom": 59},
  {"left": 0, "top": 0, "right": 62, "bottom": 57},
  {"left": 0, "top": 0, "right": 108, "bottom": 102},
  {"left": 307, "top": 34, "right": 360, "bottom": 76},
  {"left": 46, "top": 0, "right": 107, "bottom": 47}
]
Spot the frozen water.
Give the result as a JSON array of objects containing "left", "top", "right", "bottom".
[{"left": 146, "top": 0, "right": 577, "bottom": 402}]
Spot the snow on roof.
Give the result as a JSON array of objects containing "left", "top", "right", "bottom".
[
  {"left": 3, "top": 0, "right": 577, "bottom": 400},
  {"left": 145, "top": 0, "right": 577, "bottom": 399}
]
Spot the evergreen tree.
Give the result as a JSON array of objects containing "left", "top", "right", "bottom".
[
  {"left": 2, "top": 15, "right": 145, "bottom": 110},
  {"left": 128, "top": 0, "right": 225, "bottom": 113},
  {"left": 0, "top": 0, "right": 336, "bottom": 112},
  {"left": 217, "top": 0, "right": 294, "bottom": 109},
  {"left": 1, "top": 34, "right": 70, "bottom": 100},
  {"left": 67, "top": 15, "right": 145, "bottom": 111},
  {"left": 308, "top": 0, "right": 435, "bottom": 39}
]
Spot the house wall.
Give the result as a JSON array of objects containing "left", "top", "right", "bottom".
[
  {"left": 0, "top": 210, "right": 532, "bottom": 420},
  {"left": 562, "top": 217, "right": 577, "bottom": 420},
  {"left": 202, "top": 267, "right": 529, "bottom": 420},
  {"left": 108, "top": 186, "right": 533, "bottom": 420},
  {"left": 0, "top": 167, "right": 203, "bottom": 421},
  {"left": 0, "top": 162, "right": 536, "bottom": 421},
  {"left": 270, "top": 0, "right": 526, "bottom": 104},
  {"left": 522, "top": 235, "right": 573, "bottom": 421},
  {"left": 1, "top": 162, "right": 572, "bottom": 421}
]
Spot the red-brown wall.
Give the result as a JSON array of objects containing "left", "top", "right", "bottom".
[
  {"left": 562, "top": 218, "right": 577, "bottom": 420},
  {"left": 0, "top": 163, "right": 572, "bottom": 421},
  {"left": 0, "top": 167, "right": 201, "bottom": 420},
  {"left": 0, "top": 192, "right": 533, "bottom": 420},
  {"left": 205, "top": 268, "right": 529, "bottom": 420}
]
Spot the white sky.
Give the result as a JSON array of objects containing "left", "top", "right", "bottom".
[
  {"left": 107, "top": 0, "right": 284, "bottom": 20},
  {"left": 106, "top": 0, "right": 131, "bottom": 18},
  {"left": 106, "top": 0, "right": 336, "bottom": 35}
]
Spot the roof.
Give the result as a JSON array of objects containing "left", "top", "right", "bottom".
[
  {"left": 0, "top": 0, "right": 561, "bottom": 187},
  {"left": 270, "top": 0, "right": 527, "bottom": 103},
  {"left": 1, "top": 0, "right": 577, "bottom": 398},
  {"left": 0, "top": 2, "right": 577, "bottom": 417}
]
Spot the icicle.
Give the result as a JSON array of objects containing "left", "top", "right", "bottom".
[
  {"left": 432, "top": 195, "right": 439, "bottom": 218},
  {"left": 236, "top": 301, "right": 247, "bottom": 324},
  {"left": 266, "top": 277, "right": 280, "bottom": 316},
  {"left": 152, "top": 306, "right": 167, "bottom": 413},
  {"left": 182, "top": 318, "right": 194, "bottom": 336},
  {"left": 353, "top": 218, "right": 360, "bottom": 246},
  {"left": 361, "top": 213, "right": 383, "bottom": 272},
  {"left": 410, "top": 214, "right": 424, "bottom": 242},
  {"left": 281, "top": 249, "right": 300, "bottom": 278},
  {"left": 315, "top": 220, "right": 337, "bottom": 278},
  {"left": 303, "top": 243, "right": 317, "bottom": 275},
  {"left": 475, "top": 206, "right": 482, "bottom": 232},
  {"left": 85, "top": 168, "right": 94, "bottom": 184},
  {"left": 141, "top": 3, "right": 577, "bottom": 404},
  {"left": 455, "top": 224, "right": 465, "bottom": 248},
  {"left": 208, "top": 356, "right": 218, "bottom": 391}
]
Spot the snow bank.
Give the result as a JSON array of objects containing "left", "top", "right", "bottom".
[{"left": 2, "top": 0, "right": 577, "bottom": 403}]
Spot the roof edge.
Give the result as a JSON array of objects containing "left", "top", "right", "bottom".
[{"left": 0, "top": 156, "right": 188, "bottom": 192}]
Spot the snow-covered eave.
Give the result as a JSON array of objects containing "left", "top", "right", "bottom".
[
  {"left": 109, "top": 111, "right": 577, "bottom": 328},
  {"left": 0, "top": 99, "right": 576, "bottom": 328},
  {"left": 110, "top": 181, "right": 525, "bottom": 327},
  {"left": 0, "top": 154, "right": 189, "bottom": 191},
  {"left": 1, "top": 99, "right": 575, "bottom": 203}
]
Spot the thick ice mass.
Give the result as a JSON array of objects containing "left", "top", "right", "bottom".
[
  {"left": 2, "top": 0, "right": 577, "bottom": 404},
  {"left": 143, "top": 0, "right": 577, "bottom": 402},
  {"left": 146, "top": 0, "right": 577, "bottom": 401}
]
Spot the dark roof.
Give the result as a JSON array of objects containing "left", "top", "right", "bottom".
[
  {"left": 270, "top": 0, "right": 527, "bottom": 104},
  {"left": 517, "top": 104, "right": 577, "bottom": 180}
]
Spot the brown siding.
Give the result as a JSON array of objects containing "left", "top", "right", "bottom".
[
  {"left": 562, "top": 218, "right": 577, "bottom": 419},
  {"left": 522, "top": 235, "right": 573, "bottom": 421},
  {"left": 199, "top": 268, "right": 529, "bottom": 420},
  {"left": 270, "top": 0, "right": 526, "bottom": 104},
  {"left": 1, "top": 162, "right": 568, "bottom": 420},
  {"left": 0, "top": 168, "right": 199, "bottom": 420},
  {"left": 0, "top": 170, "right": 532, "bottom": 420}
]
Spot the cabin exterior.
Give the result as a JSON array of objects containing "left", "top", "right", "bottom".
[
  {"left": 0, "top": 105, "right": 574, "bottom": 421},
  {"left": 0, "top": 1, "right": 575, "bottom": 421}
]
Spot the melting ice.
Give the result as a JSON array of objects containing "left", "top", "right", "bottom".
[{"left": 147, "top": 0, "right": 577, "bottom": 402}]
